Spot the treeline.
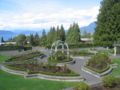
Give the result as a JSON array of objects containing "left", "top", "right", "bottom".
[{"left": 11, "top": 23, "right": 81, "bottom": 47}]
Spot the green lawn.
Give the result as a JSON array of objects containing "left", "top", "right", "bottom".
[
  {"left": 0, "top": 55, "right": 77, "bottom": 90},
  {"left": 0, "top": 70, "right": 77, "bottom": 90},
  {"left": 111, "top": 58, "right": 120, "bottom": 76},
  {"left": 0, "top": 54, "right": 10, "bottom": 63}
]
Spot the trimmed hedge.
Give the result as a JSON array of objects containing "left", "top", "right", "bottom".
[
  {"left": 70, "top": 50, "right": 94, "bottom": 56},
  {"left": 0, "top": 46, "right": 32, "bottom": 51},
  {"left": 46, "top": 43, "right": 96, "bottom": 49}
]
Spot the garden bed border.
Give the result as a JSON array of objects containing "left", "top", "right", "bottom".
[{"left": 1, "top": 65, "right": 84, "bottom": 82}]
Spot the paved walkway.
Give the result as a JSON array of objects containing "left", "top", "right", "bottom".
[{"left": 67, "top": 57, "right": 101, "bottom": 86}]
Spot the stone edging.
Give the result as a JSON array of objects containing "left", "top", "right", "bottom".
[
  {"left": 1, "top": 65, "right": 84, "bottom": 82},
  {"left": 81, "top": 65, "right": 113, "bottom": 78}
]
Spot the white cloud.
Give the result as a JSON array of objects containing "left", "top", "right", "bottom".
[{"left": 0, "top": 6, "right": 99, "bottom": 30}]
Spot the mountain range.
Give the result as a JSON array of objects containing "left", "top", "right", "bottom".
[
  {"left": 80, "top": 22, "right": 96, "bottom": 34},
  {"left": 0, "top": 22, "right": 96, "bottom": 40}
]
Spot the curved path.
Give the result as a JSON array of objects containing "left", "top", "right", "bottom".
[{"left": 67, "top": 57, "right": 101, "bottom": 86}]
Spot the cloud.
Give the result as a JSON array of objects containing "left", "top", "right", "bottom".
[{"left": 0, "top": 6, "right": 99, "bottom": 30}]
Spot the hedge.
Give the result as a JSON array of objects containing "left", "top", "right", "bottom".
[{"left": 0, "top": 46, "right": 32, "bottom": 51}]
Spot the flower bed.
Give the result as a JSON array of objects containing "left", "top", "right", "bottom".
[
  {"left": 5, "top": 52, "right": 78, "bottom": 76},
  {"left": 86, "top": 53, "right": 111, "bottom": 74}
]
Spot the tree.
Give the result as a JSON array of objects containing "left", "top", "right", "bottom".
[
  {"left": 56, "top": 25, "right": 65, "bottom": 41},
  {"left": 40, "top": 30, "right": 47, "bottom": 46},
  {"left": 66, "top": 23, "right": 80, "bottom": 44},
  {"left": 1, "top": 37, "right": 4, "bottom": 42},
  {"left": 29, "top": 34, "right": 34, "bottom": 46},
  {"left": 59, "top": 25, "right": 65, "bottom": 41},
  {"left": 94, "top": 0, "right": 120, "bottom": 47},
  {"left": 47, "top": 27, "right": 56, "bottom": 45},
  {"left": 34, "top": 33, "right": 40, "bottom": 46},
  {"left": 16, "top": 34, "right": 26, "bottom": 46}
]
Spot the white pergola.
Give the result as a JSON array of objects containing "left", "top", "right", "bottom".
[{"left": 51, "top": 40, "right": 69, "bottom": 55}]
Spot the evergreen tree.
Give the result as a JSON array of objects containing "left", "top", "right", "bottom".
[
  {"left": 47, "top": 27, "right": 56, "bottom": 45},
  {"left": 56, "top": 26, "right": 60, "bottom": 40},
  {"left": 66, "top": 23, "right": 80, "bottom": 44},
  {"left": 34, "top": 33, "right": 40, "bottom": 46},
  {"left": 40, "top": 29, "right": 47, "bottom": 46},
  {"left": 59, "top": 25, "right": 65, "bottom": 41},
  {"left": 94, "top": 0, "right": 120, "bottom": 47},
  {"left": 1, "top": 37, "right": 4, "bottom": 42},
  {"left": 29, "top": 34, "right": 34, "bottom": 46}
]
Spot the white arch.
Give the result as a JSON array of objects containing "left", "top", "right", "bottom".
[{"left": 51, "top": 40, "right": 69, "bottom": 55}]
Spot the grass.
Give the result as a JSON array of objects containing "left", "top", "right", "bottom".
[
  {"left": 0, "top": 70, "right": 77, "bottom": 90},
  {"left": 0, "top": 54, "right": 10, "bottom": 63},
  {"left": 111, "top": 58, "right": 120, "bottom": 77},
  {"left": 0, "top": 55, "right": 78, "bottom": 90}
]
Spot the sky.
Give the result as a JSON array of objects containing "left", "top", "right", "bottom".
[{"left": 0, "top": 0, "right": 102, "bottom": 30}]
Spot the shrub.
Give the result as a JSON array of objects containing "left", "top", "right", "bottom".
[
  {"left": 48, "top": 51, "right": 72, "bottom": 63},
  {"left": 70, "top": 50, "right": 94, "bottom": 56},
  {"left": 87, "top": 53, "right": 111, "bottom": 73},
  {"left": 0, "top": 46, "right": 32, "bottom": 51},
  {"left": 102, "top": 75, "right": 117, "bottom": 88},
  {"left": 74, "top": 82, "right": 90, "bottom": 90}
]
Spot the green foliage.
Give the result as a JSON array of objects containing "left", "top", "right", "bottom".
[
  {"left": 15, "top": 34, "right": 26, "bottom": 46},
  {"left": 47, "top": 25, "right": 66, "bottom": 46},
  {"left": 47, "top": 27, "right": 57, "bottom": 45},
  {"left": 70, "top": 50, "right": 94, "bottom": 56},
  {"left": 48, "top": 51, "right": 72, "bottom": 63},
  {"left": 34, "top": 33, "right": 40, "bottom": 46},
  {"left": 0, "top": 46, "right": 32, "bottom": 51},
  {"left": 94, "top": 0, "right": 120, "bottom": 47},
  {"left": 66, "top": 23, "right": 81, "bottom": 44},
  {"left": 102, "top": 75, "right": 117, "bottom": 88},
  {"left": 29, "top": 33, "right": 40, "bottom": 46},
  {"left": 40, "top": 30, "right": 47, "bottom": 46},
  {"left": 87, "top": 53, "right": 111, "bottom": 73},
  {"left": 75, "top": 82, "right": 90, "bottom": 90}
]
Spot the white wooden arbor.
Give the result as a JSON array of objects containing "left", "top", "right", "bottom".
[{"left": 51, "top": 40, "right": 69, "bottom": 55}]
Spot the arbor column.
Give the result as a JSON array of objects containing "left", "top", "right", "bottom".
[{"left": 114, "top": 46, "right": 117, "bottom": 56}]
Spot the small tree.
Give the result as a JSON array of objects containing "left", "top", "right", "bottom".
[
  {"left": 74, "top": 82, "right": 90, "bottom": 90},
  {"left": 16, "top": 34, "right": 26, "bottom": 46}
]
